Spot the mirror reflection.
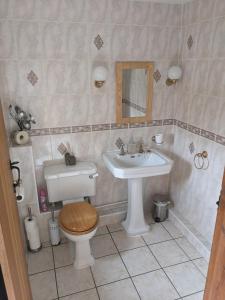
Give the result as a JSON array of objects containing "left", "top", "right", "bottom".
[
  {"left": 122, "top": 69, "right": 147, "bottom": 118},
  {"left": 116, "top": 61, "right": 153, "bottom": 124}
]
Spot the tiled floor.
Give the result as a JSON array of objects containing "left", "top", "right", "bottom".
[{"left": 28, "top": 220, "right": 208, "bottom": 300}]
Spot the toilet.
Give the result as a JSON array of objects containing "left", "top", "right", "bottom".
[{"left": 44, "top": 161, "right": 98, "bottom": 269}]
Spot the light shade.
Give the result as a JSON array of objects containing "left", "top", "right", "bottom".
[
  {"left": 93, "top": 66, "right": 108, "bottom": 81},
  {"left": 168, "top": 66, "right": 182, "bottom": 80}
]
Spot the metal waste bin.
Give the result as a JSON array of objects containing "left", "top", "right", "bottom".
[{"left": 152, "top": 194, "right": 170, "bottom": 222}]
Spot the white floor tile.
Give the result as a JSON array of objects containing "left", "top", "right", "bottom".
[
  {"left": 29, "top": 270, "right": 57, "bottom": 300},
  {"left": 175, "top": 238, "right": 202, "bottom": 260},
  {"left": 59, "top": 288, "right": 99, "bottom": 300},
  {"left": 142, "top": 223, "right": 172, "bottom": 245},
  {"left": 111, "top": 230, "right": 145, "bottom": 251},
  {"left": 53, "top": 243, "right": 74, "bottom": 268},
  {"left": 145, "top": 214, "right": 156, "bottom": 225},
  {"left": 121, "top": 246, "right": 160, "bottom": 276},
  {"left": 28, "top": 247, "right": 54, "bottom": 275},
  {"left": 90, "top": 234, "right": 117, "bottom": 258},
  {"left": 162, "top": 220, "right": 183, "bottom": 238},
  {"left": 107, "top": 223, "right": 123, "bottom": 232},
  {"left": 164, "top": 261, "right": 206, "bottom": 297},
  {"left": 150, "top": 240, "right": 189, "bottom": 267},
  {"left": 91, "top": 254, "right": 129, "bottom": 286},
  {"left": 182, "top": 291, "right": 204, "bottom": 300},
  {"left": 192, "top": 258, "right": 209, "bottom": 277},
  {"left": 95, "top": 226, "right": 109, "bottom": 236},
  {"left": 133, "top": 269, "right": 179, "bottom": 300},
  {"left": 98, "top": 278, "right": 139, "bottom": 300},
  {"left": 56, "top": 265, "right": 95, "bottom": 297}
]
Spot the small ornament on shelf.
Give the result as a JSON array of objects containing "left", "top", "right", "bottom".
[{"left": 9, "top": 104, "right": 36, "bottom": 145}]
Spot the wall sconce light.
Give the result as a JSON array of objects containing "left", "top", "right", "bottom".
[
  {"left": 166, "top": 66, "right": 182, "bottom": 86},
  {"left": 93, "top": 66, "right": 108, "bottom": 88}
]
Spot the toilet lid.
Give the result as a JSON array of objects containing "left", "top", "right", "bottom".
[{"left": 59, "top": 202, "right": 98, "bottom": 234}]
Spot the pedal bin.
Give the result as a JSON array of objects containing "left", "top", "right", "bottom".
[{"left": 152, "top": 194, "right": 170, "bottom": 222}]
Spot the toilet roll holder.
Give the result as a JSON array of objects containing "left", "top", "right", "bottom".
[{"left": 10, "top": 161, "right": 21, "bottom": 193}]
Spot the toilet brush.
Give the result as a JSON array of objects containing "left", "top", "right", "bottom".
[{"left": 48, "top": 207, "right": 60, "bottom": 246}]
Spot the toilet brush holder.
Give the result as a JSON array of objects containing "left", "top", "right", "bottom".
[{"left": 48, "top": 218, "right": 60, "bottom": 246}]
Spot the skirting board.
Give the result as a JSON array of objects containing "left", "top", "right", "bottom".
[
  {"left": 169, "top": 208, "right": 211, "bottom": 261},
  {"left": 97, "top": 200, "right": 127, "bottom": 227}
]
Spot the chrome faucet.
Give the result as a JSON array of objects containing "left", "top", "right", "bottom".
[
  {"left": 115, "top": 138, "right": 126, "bottom": 156},
  {"left": 119, "top": 144, "right": 126, "bottom": 156},
  {"left": 138, "top": 142, "right": 144, "bottom": 153}
]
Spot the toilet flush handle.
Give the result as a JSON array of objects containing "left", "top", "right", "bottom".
[{"left": 89, "top": 173, "right": 99, "bottom": 179}]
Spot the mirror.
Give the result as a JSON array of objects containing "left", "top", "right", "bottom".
[{"left": 116, "top": 61, "right": 153, "bottom": 124}]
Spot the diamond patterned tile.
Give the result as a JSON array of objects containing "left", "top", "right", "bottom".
[
  {"left": 94, "top": 34, "right": 104, "bottom": 50},
  {"left": 187, "top": 35, "right": 193, "bottom": 50},
  {"left": 27, "top": 70, "right": 38, "bottom": 86},
  {"left": 153, "top": 69, "right": 161, "bottom": 82}
]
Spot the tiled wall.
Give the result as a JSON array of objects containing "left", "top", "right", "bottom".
[
  {"left": 0, "top": 0, "right": 182, "bottom": 243},
  {"left": 170, "top": 0, "right": 225, "bottom": 245},
  {"left": 0, "top": 0, "right": 180, "bottom": 130},
  {"left": 1, "top": 0, "right": 225, "bottom": 248}
]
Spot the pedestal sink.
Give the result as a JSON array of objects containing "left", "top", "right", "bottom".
[{"left": 102, "top": 150, "right": 173, "bottom": 236}]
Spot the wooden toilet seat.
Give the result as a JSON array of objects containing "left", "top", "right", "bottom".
[{"left": 59, "top": 202, "right": 98, "bottom": 235}]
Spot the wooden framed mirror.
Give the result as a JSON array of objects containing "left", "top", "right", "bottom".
[{"left": 116, "top": 61, "right": 153, "bottom": 124}]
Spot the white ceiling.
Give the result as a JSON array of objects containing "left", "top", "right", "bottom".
[{"left": 130, "top": 0, "right": 192, "bottom": 4}]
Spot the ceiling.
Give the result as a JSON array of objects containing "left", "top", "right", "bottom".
[{"left": 130, "top": 0, "right": 192, "bottom": 4}]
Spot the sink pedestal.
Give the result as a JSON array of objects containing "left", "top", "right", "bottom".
[{"left": 122, "top": 178, "right": 149, "bottom": 236}]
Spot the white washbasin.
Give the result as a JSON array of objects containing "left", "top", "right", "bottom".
[
  {"left": 103, "top": 149, "right": 173, "bottom": 236},
  {"left": 103, "top": 149, "right": 173, "bottom": 179}
]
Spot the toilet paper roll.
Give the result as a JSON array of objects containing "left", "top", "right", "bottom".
[
  {"left": 16, "top": 184, "right": 24, "bottom": 203},
  {"left": 24, "top": 216, "right": 41, "bottom": 251},
  {"left": 14, "top": 130, "right": 29, "bottom": 145}
]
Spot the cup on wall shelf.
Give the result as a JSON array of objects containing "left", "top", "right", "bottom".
[{"left": 152, "top": 133, "right": 164, "bottom": 145}]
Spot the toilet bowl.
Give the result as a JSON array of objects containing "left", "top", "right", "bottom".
[
  {"left": 44, "top": 161, "right": 98, "bottom": 269},
  {"left": 59, "top": 202, "right": 98, "bottom": 269}
]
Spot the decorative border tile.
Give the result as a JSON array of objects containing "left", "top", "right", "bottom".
[
  {"left": 72, "top": 125, "right": 91, "bottom": 133},
  {"left": 28, "top": 119, "right": 225, "bottom": 148},
  {"left": 129, "top": 122, "right": 147, "bottom": 128},
  {"left": 216, "top": 135, "right": 225, "bottom": 146},
  {"left": 111, "top": 123, "right": 128, "bottom": 130},
  {"left": 29, "top": 128, "right": 50, "bottom": 136},
  {"left": 92, "top": 124, "right": 111, "bottom": 131},
  {"left": 150, "top": 120, "right": 163, "bottom": 126},
  {"left": 200, "top": 129, "right": 215, "bottom": 141},
  {"left": 177, "top": 120, "right": 188, "bottom": 130},
  {"left": 163, "top": 119, "right": 174, "bottom": 125},
  {"left": 50, "top": 127, "right": 71, "bottom": 135},
  {"left": 187, "top": 124, "right": 201, "bottom": 135}
]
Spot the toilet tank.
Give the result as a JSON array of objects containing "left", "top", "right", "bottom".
[{"left": 44, "top": 161, "right": 97, "bottom": 203}]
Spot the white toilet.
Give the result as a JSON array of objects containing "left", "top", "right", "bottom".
[{"left": 44, "top": 161, "right": 98, "bottom": 269}]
